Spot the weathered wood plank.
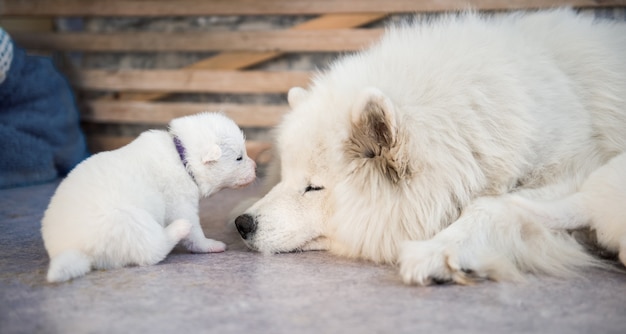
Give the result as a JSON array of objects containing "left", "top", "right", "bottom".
[
  {"left": 12, "top": 29, "right": 384, "bottom": 52},
  {"left": 72, "top": 70, "right": 311, "bottom": 93},
  {"left": 0, "top": 17, "right": 52, "bottom": 32},
  {"left": 81, "top": 101, "right": 289, "bottom": 127},
  {"left": 114, "top": 13, "right": 386, "bottom": 101},
  {"left": 2, "top": 0, "right": 623, "bottom": 16}
]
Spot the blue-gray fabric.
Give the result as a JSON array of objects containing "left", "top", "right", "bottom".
[{"left": 0, "top": 32, "right": 89, "bottom": 188}]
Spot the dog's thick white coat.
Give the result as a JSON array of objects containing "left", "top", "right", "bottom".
[
  {"left": 42, "top": 113, "right": 256, "bottom": 282},
  {"left": 512, "top": 152, "right": 626, "bottom": 267},
  {"left": 240, "top": 10, "right": 626, "bottom": 285}
]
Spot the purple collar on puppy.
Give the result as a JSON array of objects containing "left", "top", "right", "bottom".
[
  {"left": 173, "top": 136, "right": 187, "bottom": 166},
  {"left": 172, "top": 135, "right": 197, "bottom": 183}
]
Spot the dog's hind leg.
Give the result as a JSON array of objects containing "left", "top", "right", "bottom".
[
  {"left": 47, "top": 250, "right": 91, "bottom": 283},
  {"left": 508, "top": 193, "right": 591, "bottom": 230},
  {"left": 97, "top": 209, "right": 192, "bottom": 268},
  {"left": 511, "top": 153, "right": 626, "bottom": 267},
  {"left": 131, "top": 216, "right": 192, "bottom": 266}
]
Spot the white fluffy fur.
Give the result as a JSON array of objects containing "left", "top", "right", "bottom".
[
  {"left": 237, "top": 10, "right": 626, "bottom": 285},
  {"left": 511, "top": 152, "right": 626, "bottom": 267},
  {"left": 42, "top": 112, "right": 256, "bottom": 283}
]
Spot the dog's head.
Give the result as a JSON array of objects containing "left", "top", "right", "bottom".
[
  {"left": 169, "top": 112, "right": 256, "bottom": 197},
  {"left": 234, "top": 84, "right": 432, "bottom": 262}
]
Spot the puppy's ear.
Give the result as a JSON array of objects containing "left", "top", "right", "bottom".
[
  {"left": 202, "top": 144, "right": 222, "bottom": 164},
  {"left": 347, "top": 87, "right": 409, "bottom": 183},
  {"left": 288, "top": 87, "right": 308, "bottom": 108}
]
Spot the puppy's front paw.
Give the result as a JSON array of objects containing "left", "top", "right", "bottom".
[
  {"left": 399, "top": 240, "right": 475, "bottom": 286},
  {"left": 187, "top": 238, "right": 227, "bottom": 253}
]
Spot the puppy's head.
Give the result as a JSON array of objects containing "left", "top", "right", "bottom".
[{"left": 169, "top": 112, "right": 256, "bottom": 196}]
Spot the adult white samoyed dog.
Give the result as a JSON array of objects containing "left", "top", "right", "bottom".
[
  {"left": 42, "top": 113, "right": 256, "bottom": 282},
  {"left": 235, "top": 9, "right": 626, "bottom": 285}
]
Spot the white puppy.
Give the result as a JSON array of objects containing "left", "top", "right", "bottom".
[
  {"left": 41, "top": 112, "right": 256, "bottom": 283},
  {"left": 511, "top": 153, "right": 626, "bottom": 267}
]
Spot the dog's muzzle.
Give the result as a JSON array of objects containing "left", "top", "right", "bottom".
[{"left": 235, "top": 214, "right": 257, "bottom": 240}]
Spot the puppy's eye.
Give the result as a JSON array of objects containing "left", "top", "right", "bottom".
[
  {"left": 304, "top": 185, "right": 324, "bottom": 193},
  {"left": 236, "top": 156, "right": 243, "bottom": 161}
]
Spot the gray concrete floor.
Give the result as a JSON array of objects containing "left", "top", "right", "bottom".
[{"left": 1, "top": 180, "right": 625, "bottom": 334}]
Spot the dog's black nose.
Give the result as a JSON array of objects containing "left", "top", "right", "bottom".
[{"left": 235, "top": 214, "right": 257, "bottom": 240}]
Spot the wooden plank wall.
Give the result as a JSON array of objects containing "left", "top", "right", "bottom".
[{"left": 1, "top": 0, "right": 625, "bottom": 164}]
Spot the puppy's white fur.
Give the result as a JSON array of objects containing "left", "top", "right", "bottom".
[
  {"left": 42, "top": 112, "right": 256, "bottom": 282},
  {"left": 237, "top": 10, "right": 626, "bottom": 285}
]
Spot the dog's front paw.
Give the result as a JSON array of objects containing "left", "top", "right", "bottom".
[
  {"left": 399, "top": 240, "right": 476, "bottom": 286},
  {"left": 187, "top": 238, "right": 227, "bottom": 253}
]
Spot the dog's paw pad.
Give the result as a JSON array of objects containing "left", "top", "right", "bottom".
[{"left": 399, "top": 240, "right": 473, "bottom": 286}]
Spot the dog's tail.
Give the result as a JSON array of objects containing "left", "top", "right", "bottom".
[{"left": 47, "top": 250, "right": 91, "bottom": 283}]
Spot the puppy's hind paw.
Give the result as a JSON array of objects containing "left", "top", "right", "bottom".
[
  {"left": 47, "top": 250, "right": 91, "bottom": 283},
  {"left": 398, "top": 240, "right": 477, "bottom": 286}
]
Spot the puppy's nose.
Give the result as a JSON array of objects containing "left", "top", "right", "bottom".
[{"left": 235, "top": 214, "right": 257, "bottom": 240}]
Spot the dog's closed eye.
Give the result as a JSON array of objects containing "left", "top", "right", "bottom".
[
  {"left": 236, "top": 156, "right": 243, "bottom": 161},
  {"left": 304, "top": 185, "right": 324, "bottom": 193}
]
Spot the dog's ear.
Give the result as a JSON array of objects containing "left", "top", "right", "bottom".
[
  {"left": 288, "top": 87, "right": 308, "bottom": 108},
  {"left": 350, "top": 87, "right": 397, "bottom": 149},
  {"left": 347, "top": 87, "right": 409, "bottom": 183},
  {"left": 202, "top": 144, "right": 222, "bottom": 164}
]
